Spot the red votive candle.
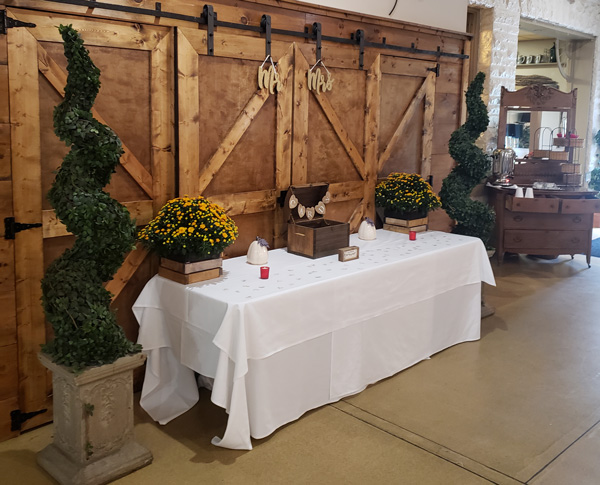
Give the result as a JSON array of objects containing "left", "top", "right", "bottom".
[
  {"left": 260, "top": 266, "right": 270, "bottom": 279},
  {"left": 409, "top": 230, "right": 417, "bottom": 241}
]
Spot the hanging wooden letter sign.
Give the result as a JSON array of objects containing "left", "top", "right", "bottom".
[
  {"left": 258, "top": 65, "right": 281, "bottom": 94},
  {"left": 307, "top": 68, "right": 333, "bottom": 95}
]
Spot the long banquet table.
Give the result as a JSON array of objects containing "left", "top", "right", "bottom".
[{"left": 133, "top": 230, "right": 495, "bottom": 450}]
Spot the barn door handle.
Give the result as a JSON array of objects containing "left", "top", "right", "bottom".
[
  {"left": 0, "top": 10, "right": 36, "bottom": 35},
  {"left": 426, "top": 63, "right": 440, "bottom": 77},
  {"left": 4, "top": 217, "right": 42, "bottom": 240}
]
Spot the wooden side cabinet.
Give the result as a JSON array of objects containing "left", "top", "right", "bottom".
[{"left": 490, "top": 188, "right": 600, "bottom": 267}]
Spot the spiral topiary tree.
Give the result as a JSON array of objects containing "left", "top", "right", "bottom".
[
  {"left": 440, "top": 72, "right": 495, "bottom": 246},
  {"left": 41, "top": 25, "right": 140, "bottom": 371}
]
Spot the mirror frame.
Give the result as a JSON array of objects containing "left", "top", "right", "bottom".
[{"left": 498, "top": 84, "right": 577, "bottom": 160}]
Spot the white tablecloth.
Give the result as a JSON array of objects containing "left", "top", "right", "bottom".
[{"left": 133, "top": 230, "right": 495, "bottom": 449}]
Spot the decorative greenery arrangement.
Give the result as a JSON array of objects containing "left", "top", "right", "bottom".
[
  {"left": 375, "top": 172, "right": 441, "bottom": 215},
  {"left": 440, "top": 72, "right": 495, "bottom": 245},
  {"left": 590, "top": 129, "right": 600, "bottom": 191},
  {"left": 41, "top": 25, "right": 140, "bottom": 371},
  {"left": 138, "top": 196, "right": 239, "bottom": 260}
]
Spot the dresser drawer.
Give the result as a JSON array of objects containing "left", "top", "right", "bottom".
[
  {"left": 505, "top": 196, "right": 559, "bottom": 213},
  {"left": 504, "top": 230, "right": 588, "bottom": 251},
  {"left": 561, "top": 198, "right": 600, "bottom": 214},
  {"left": 503, "top": 211, "right": 593, "bottom": 230}
]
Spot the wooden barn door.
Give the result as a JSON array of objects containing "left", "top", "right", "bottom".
[
  {"left": 0, "top": 6, "right": 19, "bottom": 440},
  {"left": 376, "top": 56, "right": 437, "bottom": 180},
  {"left": 293, "top": 46, "right": 375, "bottom": 230},
  {"left": 177, "top": 28, "right": 294, "bottom": 252},
  {"left": 4, "top": 9, "right": 173, "bottom": 437}
]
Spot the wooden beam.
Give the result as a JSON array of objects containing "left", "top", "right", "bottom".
[
  {"left": 151, "top": 32, "right": 175, "bottom": 211},
  {"left": 380, "top": 56, "right": 436, "bottom": 77},
  {"left": 105, "top": 244, "right": 149, "bottom": 301},
  {"left": 378, "top": 74, "right": 429, "bottom": 172},
  {"left": 459, "top": 40, "right": 471, "bottom": 126},
  {"left": 198, "top": 89, "right": 270, "bottom": 194},
  {"left": 182, "top": 28, "right": 293, "bottom": 62},
  {"left": 0, "top": 65, "right": 9, "bottom": 124},
  {"left": 348, "top": 200, "right": 365, "bottom": 232},
  {"left": 364, "top": 54, "right": 381, "bottom": 221},
  {"left": 12, "top": 9, "right": 165, "bottom": 51},
  {"left": 275, "top": 44, "right": 294, "bottom": 249},
  {"left": 275, "top": 44, "right": 294, "bottom": 191},
  {"left": 208, "top": 190, "right": 278, "bottom": 216},
  {"left": 328, "top": 181, "right": 364, "bottom": 202},
  {"left": 421, "top": 72, "right": 436, "bottom": 178},
  {"left": 292, "top": 45, "right": 309, "bottom": 185},
  {"left": 177, "top": 30, "right": 200, "bottom": 196},
  {"left": 7, "top": 25, "right": 48, "bottom": 417},
  {"left": 313, "top": 92, "right": 366, "bottom": 180},
  {"left": 37, "top": 43, "right": 154, "bottom": 197},
  {"left": 43, "top": 200, "right": 154, "bottom": 238}
]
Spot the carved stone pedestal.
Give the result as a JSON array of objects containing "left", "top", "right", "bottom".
[{"left": 37, "top": 353, "right": 152, "bottom": 485}]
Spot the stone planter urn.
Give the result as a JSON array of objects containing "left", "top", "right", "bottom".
[{"left": 37, "top": 353, "right": 152, "bottom": 485}]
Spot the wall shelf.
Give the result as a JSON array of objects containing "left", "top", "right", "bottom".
[{"left": 517, "top": 63, "right": 559, "bottom": 68}]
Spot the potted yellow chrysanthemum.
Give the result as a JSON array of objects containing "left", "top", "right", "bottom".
[
  {"left": 375, "top": 172, "right": 441, "bottom": 220},
  {"left": 138, "top": 196, "right": 238, "bottom": 262}
]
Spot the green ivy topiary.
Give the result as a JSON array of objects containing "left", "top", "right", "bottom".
[
  {"left": 41, "top": 25, "right": 140, "bottom": 371},
  {"left": 590, "top": 130, "right": 600, "bottom": 191},
  {"left": 440, "top": 72, "right": 495, "bottom": 245}
]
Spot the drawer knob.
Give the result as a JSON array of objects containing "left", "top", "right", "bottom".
[
  {"left": 513, "top": 236, "right": 522, "bottom": 243},
  {"left": 573, "top": 216, "right": 582, "bottom": 223},
  {"left": 571, "top": 237, "right": 580, "bottom": 244},
  {"left": 513, "top": 215, "right": 523, "bottom": 222}
]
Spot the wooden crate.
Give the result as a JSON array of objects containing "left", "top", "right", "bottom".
[
  {"left": 383, "top": 223, "right": 428, "bottom": 234},
  {"left": 285, "top": 183, "right": 349, "bottom": 259},
  {"left": 560, "top": 163, "right": 581, "bottom": 173},
  {"left": 562, "top": 173, "right": 582, "bottom": 186},
  {"left": 384, "top": 216, "right": 428, "bottom": 227},
  {"left": 158, "top": 257, "right": 223, "bottom": 284},
  {"left": 532, "top": 150, "right": 550, "bottom": 158},
  {"left": 549, "top": 151, "right": 569, "bottom": 160}
]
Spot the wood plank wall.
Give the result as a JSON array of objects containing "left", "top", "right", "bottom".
[
  {"left": 0, "top": 0, "right": 470, "bottom": 439},
  {"left": 0, "top": 5, "right": 19, "bottom": 440}
]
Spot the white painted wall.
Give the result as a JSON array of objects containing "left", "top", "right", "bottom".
[{"left": 298, "top": 0, "right": 468, "bottom": 33}]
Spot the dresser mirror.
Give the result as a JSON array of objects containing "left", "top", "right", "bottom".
[{"left": 497, "top": 84, "right": 576, "bottom": 160}]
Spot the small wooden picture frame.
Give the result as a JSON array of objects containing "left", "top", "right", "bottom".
[{"left": 338, "top": 246, "right": 359, "bottom": 262}]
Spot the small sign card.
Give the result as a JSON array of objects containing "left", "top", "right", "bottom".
[{"left": 338, "top": 246, "right": 359, "bottom": 262}]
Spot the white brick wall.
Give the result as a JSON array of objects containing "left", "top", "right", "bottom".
[{"left": 470, "top": 0, "right": 600, "bottom": 169}]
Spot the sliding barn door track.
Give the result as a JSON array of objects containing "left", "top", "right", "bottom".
[{"left": 38, "top": 0, "right": 467, "bottom": 65}]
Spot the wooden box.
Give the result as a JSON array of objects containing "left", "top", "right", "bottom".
[
  {"left": 549, "top": 151, "right": 569, "bottom": 161},
  {"left": 532, "top": 149, "right": 550, "bottom": 159},
  {"left": 158, "top": 257, "right": 222, "bottom": 284},
  {"left": 285, "top": 184, "right": 350, "bottom": 258},
  {"left": 562, "top": 173, "right": 582, "bottom": 186}
]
